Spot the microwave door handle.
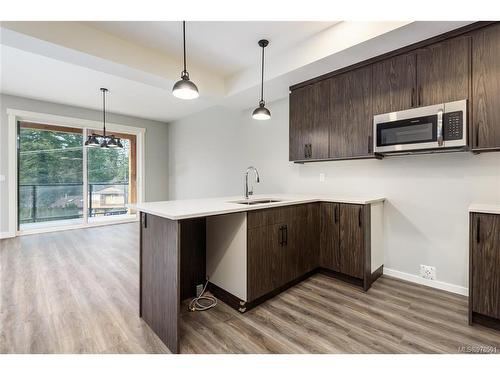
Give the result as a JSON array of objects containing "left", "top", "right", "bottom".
[{"left": 437, "top": 109, "right": 444, "bottom": 147}]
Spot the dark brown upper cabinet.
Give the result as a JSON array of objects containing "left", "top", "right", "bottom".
[
  {"left": 372, "top": 36, "right": 470, "bottom": 115},
  {"left": 289, "top": 80, "right": 330, "bottom": 161},
  {"left": 470, "top": 212, "right": 500, "bottom": 322},
  {"left": 471, "top": 23, "right": 500, "bottom": 150},
  {"left": 372, "top": 52, "right": 417, "bottom": 115},
  {"left": 329, "top": 66, "right": 373, "bottom": 159},
  {"left": 289, "top": 23, "right": 500, "bottom": 162},
  {"left": 416, "top": 35, "right": 471, "bottom": 107}
]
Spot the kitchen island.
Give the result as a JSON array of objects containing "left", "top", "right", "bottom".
[{"left": 132, "top": 194, "right": 385, "bottom": 353}]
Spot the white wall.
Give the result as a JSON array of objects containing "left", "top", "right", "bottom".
[
  {"left": 168, "top": 97, "right": 500, "bottom": 289},
  {"left": 0, "top": 94, "right": 169, "bottom": 234}
]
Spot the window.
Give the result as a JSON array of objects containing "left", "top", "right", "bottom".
[{"left": 17, "top": 121, "right": 138, "bottom": 232}]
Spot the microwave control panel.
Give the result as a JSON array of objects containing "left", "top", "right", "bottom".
[{"left": 443, "top": 111, "right": 463, "bottom": 141}]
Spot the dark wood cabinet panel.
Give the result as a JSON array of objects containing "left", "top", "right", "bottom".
[
  {"left": 339, "top": 204, "right": 365, "bottom": 279},
  {"left": 290, "top": 203, "right": 320, "bottom": 278},
  {"left": 471, "top": 213, "right": 500, "bottom": 320},
  {"left": 472, "top": 23, "right": 500, "bottom": 149},
  {"left": 247, "top": 223, "right": 284, "bottom": 301},
  {"left": 330, "top": 66, "right": 373, "bottom": 158},
  {"left": 248, "top": 203, "right": 319, "bottom": 301},
  {"left": 372, "top": 53, "right": 417, "bottom": 115},
  {"left": 289, "top": 81, "right": 330, "bottom": 161},
  {"left": 310, "top": 80, "right": 330, "bottom": 159},
  {"left": 140, "top": 213, "right": 180, "bottom": 353},
  {"left": 289, "top": 85, "right": 312, "bottom": 161},
  {"left": 319, "top": 202, "right": 340, "bottom": 271},
  {"left": 416, "top": 36, "right": 470, "bottom": 107}
]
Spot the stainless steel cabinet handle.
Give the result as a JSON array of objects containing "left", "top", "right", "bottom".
[
  {"left": 283, "top": 225, "right": 288, "bottom": 246},
  {"left": 334, "top": 205, "right": 338, "bottom": 223},
  {"left": 358, "top": 208, "right": 362, "bottom": 227},
  {"left": 437, "top": 109, "right": 444, "bottom": 147},
  {"left": 143, "top": 213, "right": 147, "bottom": 228}
]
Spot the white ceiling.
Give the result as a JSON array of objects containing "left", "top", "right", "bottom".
[
  {"left": 85, "top": 21, "right": 336, "bottom": 76},
  {"left": 0, "top": 21, "right": 474, "bottom": 123}
]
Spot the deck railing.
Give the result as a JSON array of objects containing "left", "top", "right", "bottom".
[{"left": 19, "top": 182, "right": 129, "bottom": 224}]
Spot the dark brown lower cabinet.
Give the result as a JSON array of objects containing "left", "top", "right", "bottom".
[
  {"left": 247, "top": 202, "right": 378, "bottom": 303},
  {"left": 320, "top": 203, "right": 372, "bottom": 289},
  {"left": 247, "top": 223, "right": 284, "bottom": 301},
  {"left": 320, "top": 202, "right": 340, "bottom": 271},
  {"left": 469, "top": 212, "right": 500, "bottom": 330},
  {"left": 339, "top": 203, "right": 366, "bottom": 279},
  {"left": 247, "top": 203, "right": 319, "bottom": 302}
]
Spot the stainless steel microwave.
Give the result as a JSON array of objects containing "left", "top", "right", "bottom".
[{"left": 373, "top": 99, "right": 467, "bottom": 154}]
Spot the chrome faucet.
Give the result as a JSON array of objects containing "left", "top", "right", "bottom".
[{"left": 244, "top": 166, "right": 260, "bottom": 199}]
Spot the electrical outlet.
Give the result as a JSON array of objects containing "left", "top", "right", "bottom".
[
  {"left": 420, "top": 265, "right": 436, "bottom": 280},
  {"left": 0, "top": 175, "right": 5, "bottom": 182},
  {"left": 319, "top": 173, "right": 325, "bottom": 182}
]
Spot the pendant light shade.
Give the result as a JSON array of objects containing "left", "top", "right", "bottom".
[
  {"left": 85, "top": 88, "right": 123, "bottom": 149},
  {"left": 252, "top": 100, "right": 271, "bottom": 120},
  {"left": 172, "top": 21, "right": 199, "bottom": 100},
  {"left": 252, "top": 39, "right": 271, "bottom": 120}
]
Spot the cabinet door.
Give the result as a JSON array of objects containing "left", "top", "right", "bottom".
[
  {"left": 471, "top": 213, "right": 500, "bottom": 319},
  {"left": 289, "top": 85, "right": 312, "bottom": 161},
  {"left": 330, "top": 66, "right": 373, "bottom": 158},
  {"left": 310, "top": 80, "right": 330, "bottom": 159},
  {"left": 372, "top": 53, "right": 417, "bottom": 115},
  {"left": 247, "top": 223, "right": 283, "bottom": 301},
  {"left": 472, "top": 24, "right": 500, "bottom": 149},
  {"left": 289, "top": 81, "right": 330, "bottom": 161},
  {"left": 339, "top": 204, "right": 365, "bottom": 279},
  {"left": 285, "top": 203, "right": 320, "bottom": 281},
  {"left": 319, "top": 202, "right": 340, "bottom": 271},
  {"left": 416, "top": 35, "right": 470, "bottom": 107}
]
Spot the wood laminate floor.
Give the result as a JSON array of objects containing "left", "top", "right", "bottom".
[{"left": 1, "top": 223, "right": 499, "bottom": 354}]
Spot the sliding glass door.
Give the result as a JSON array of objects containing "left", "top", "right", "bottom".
[
  {"left": 18, "top": 122, "right": 137, "bottom": 232},
  {"left": 18, "top": 122, "right": 84, "bottom": 230},
  {"left": 87, "top": 130, "right": 137, "bottom": 222}
]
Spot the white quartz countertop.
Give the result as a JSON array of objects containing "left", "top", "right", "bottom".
[
  {"left": 469, "top": 204, "right": 500, "bottom": 215},
  {"left": 130, "top": 194, "right": 385, "bottom": 220}
]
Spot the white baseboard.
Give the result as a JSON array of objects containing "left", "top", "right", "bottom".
[
  {"left": 383, "top": 267, "right": 468, "bottom": 296},
  {"left": 0, "top": 231, "right": 15, "bottom": 239}
]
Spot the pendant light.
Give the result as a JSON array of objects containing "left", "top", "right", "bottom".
[
  {"left": 85, "top": 88, "right": 123, "bottom": 149},
  {"left": 172, "top": 21, "right": 199, "bottom": 100},
  {"left": 252, "top": 39, "right": 271, "bottom": 120}
]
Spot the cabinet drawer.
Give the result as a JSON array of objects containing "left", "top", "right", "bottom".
[{"left": 247, "top": 204, "right": 307, "bottom": 229}]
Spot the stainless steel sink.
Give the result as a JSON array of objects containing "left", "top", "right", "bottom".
[{"left": 230, "top": 199, "right": 283, "bottom": 205}]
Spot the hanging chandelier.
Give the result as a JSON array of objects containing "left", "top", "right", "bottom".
[{"left": 85, "top": 88, "right": 123, "bottom": 148}]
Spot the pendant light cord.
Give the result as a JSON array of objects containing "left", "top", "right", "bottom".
[
  {"left": 102, "top": 88, "right": 106, "bottom": 137},
  {"left": 182, "top": 21, "right": 187, "bottom": 74},
  {"left": 260, "top": 44, "right": 265, "bottom": 102}
]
